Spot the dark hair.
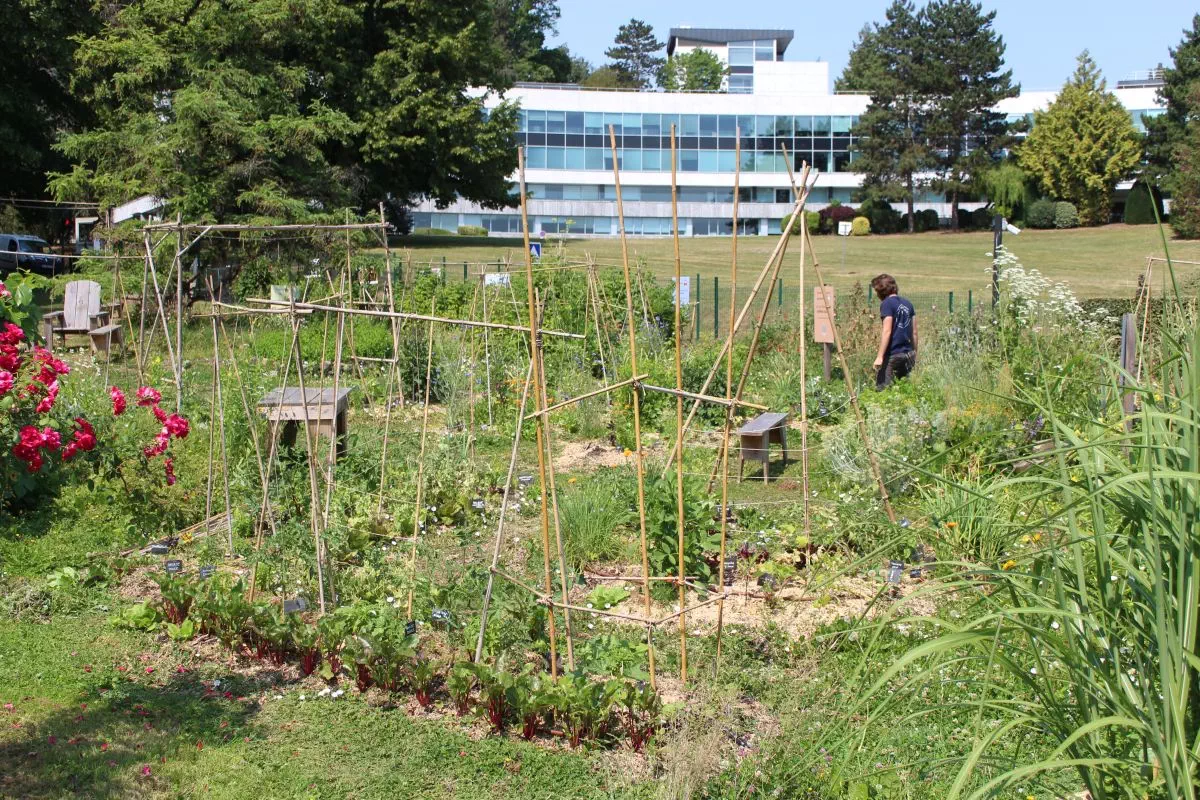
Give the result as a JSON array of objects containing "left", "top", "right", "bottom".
[{"left": 871, "top": 274, "right": 898, "bottom": 299}]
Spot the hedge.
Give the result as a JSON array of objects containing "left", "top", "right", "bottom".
[
  {"left": 411, "top": 227, "right": 455, "bottom": 236},
  {"left": 457, "top": 225, "right": 488, "bottom": 236},
  {"left": 851, "top": 216, "right": 871, "bottom": 236},
  {"left": 1027, "top": 198, "right": 1056, "bottom": 229}
]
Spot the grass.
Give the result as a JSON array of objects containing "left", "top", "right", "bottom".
[{"left": 391, "top": 224, "right": 1200, "bottom": 298}]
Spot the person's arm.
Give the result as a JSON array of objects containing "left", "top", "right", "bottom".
[{"left": 874, "top": 316, "right": 893, "bottom": 368}]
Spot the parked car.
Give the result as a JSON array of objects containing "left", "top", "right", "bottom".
[{"left": 0, "top": 234, "right": 63, "bottom": 276}]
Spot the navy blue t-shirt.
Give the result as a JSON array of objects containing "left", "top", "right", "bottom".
[{"left": 879, "top": 295, "right": 915, "bottom": 356}]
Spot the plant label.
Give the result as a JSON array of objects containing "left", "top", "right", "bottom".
[
  {"left": 813, "top": 286, "right": 836, "bottom": 344},
  {"left": 149, "top": 543, "right": 170, "bottom": 555},
  {"left": 199, "top": 565, "right": 215, "bottom": 579},
  {"left": 517, "top": 474, "right": 533, "bottom": 487},
  {"left": 431, "top": 608, "right": 450, "bottom": 624},
  {"left": 165, "top": 559, "right": 183, "bottom": 574},
  {"left": 283, "top": 597, "right": 307, "bottom": 614},
  {"left": 887, "top": 560, "right": 904, "bottom": 585},
  {"left": 404, "top": 620, "right": 417, "bottom": 636},
  {"left": 723, "top": 556, "right": 737, "bottom": 586},
  {"left": 471, "top": 499, "right": 485, "bottom": 511}
]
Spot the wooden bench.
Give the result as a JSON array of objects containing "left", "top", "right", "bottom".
[
  {"left": 88, "top": 323, "right": 125, "bottom": 358},
  {"left": 737, "top": 411, "right": 789, "bottom": 484},
  {"left": 258, "top": 387, "right": 353, "bottom": 461}
]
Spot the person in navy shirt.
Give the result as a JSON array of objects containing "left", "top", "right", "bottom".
[{"left": 871, "top": 273, "right": 917, "bottom": 390}]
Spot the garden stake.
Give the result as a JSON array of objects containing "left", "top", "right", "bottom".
[
  {"left": 714, "top": 131, "right": 741, "bottom": 673},
  {"left": 210, "top": 297, "right": 234, "bottom": 555},
  {"left": 670, "top": 124, "right": 688, "bottom": 683},
  {"left": 405, "top": 301, "right": 437, "bottom": 619},
  {"left": 474, "top": 358, "right": 535, "bottom": 663},
  {"left": 174, "top": 214, "right": 183, "bottom": 412},
  {"left": 524, "top": 376, "right": 645, "bottom": 419},
  {"left": 801, "top": 223, "right": 898, "bottom": 525},
  {"left": 517, "top": 146, "right": 561, "bottom": 677},
  {"left": 610, "top": 125, "right": 657, "bottom": 690},
  {"left": 141, "top": 231, "right": 181, "bottom": 404},
  {"left": 320, "top": 231, "right": 349, "bottom": 529},
  {"left": 481, "top": 271, "right": 494, "bottom": 427},
  {"left": 289, "top": 304, "right": 329, "bottom": 614}
]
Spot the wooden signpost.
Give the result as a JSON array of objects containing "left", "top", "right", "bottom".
[{"left": 813, "top": 285, "right": 836, "bottom": 382}]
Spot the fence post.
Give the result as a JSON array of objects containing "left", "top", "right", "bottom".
[
  {"left": 463, "top": 262, "right": 468, "bottom": 282},
  {"left": 695, "top": 272, "right": 701, "bottom": 341},
  {"left": 948, "top": 291, "right": 954, "bottom": 314},
  {"left": 713, "top": 276, "right": 720, "bottom": 339},
  {"left": 441, "top": 256, "right": 447, "bottom": 286},
  {"left": 968, "top": 290, "right": 973, "bottom": 313},
  {"left": 777, "top": 278, "right": 783, "bottom": 310}
]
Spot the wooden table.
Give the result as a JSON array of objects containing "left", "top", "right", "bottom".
[
  {"left": 737, "top": 411, "right": 789, "bottom": 484},
  {"left": 258, "top": 387, "right": 353, "bottom": 460}
]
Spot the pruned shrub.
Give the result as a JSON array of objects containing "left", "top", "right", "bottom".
[
  {"left": 806, "top": 210, "right": 821, "bottom": 233},
  {"left": 779, "top": 213, "right": 803, "bottom": 236},
  {"left": 818, "top": 202, "right": 856, "bottom": 234},
  {"left": 1123, "top": 182, "right": 1161, "bottom": 225},
  {"left": 411, "top": 227, "right": 455, "bottom": 236},
  {"left": 857, "top": 198, "right": 901, "bottom": 234},
  {"left": 1026, "top": 198, "right": 1056, "bottom": 229},
  {"left": 919, "top": 209, "right": 939, "bottom": 231},
  {"left": 1053, "top": 201, "right": 1079, "bottom": 229},
  {"left": 851, "top": 216, "right": 871, "bottom": 236},
  {"left": 457, "top": 225, "right": 488, "bottom": 236}
]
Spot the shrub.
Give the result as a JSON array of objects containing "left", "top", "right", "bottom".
[
  {"left": 1053, "top": 201, "right": 1079, "bottom": 229},
  {"left": 818, "top": 202, "right": 856, "bottom": 234},
  {"left": 1026, "top": 198, "right": 1057, "bottom": 229},
  {"left": 856, "top": 198, "right": 901, "bottom": 234},
  {"left": 973, "top": 207, "right": 994, "bottom": 230},
  {"left": 806, "top": 210, "right": 821, "bottom": 233},
  {"left": 1123, "top": 181, "right": 1161, "bottom": 225},
  {"left": 919, "top": 209, "right": 940, "bottom": 231},
  {"left": 457, "top": 225, "right": 488, "bottom": 236},
  {"left": 850, "top": 216, "right": 871, "bottom": 236},
  {"left": 411, "top": 227, "right": 455, "bottom": 236},
  {"left": 779, "top": 213, "right": 803, "bottom": 236}
]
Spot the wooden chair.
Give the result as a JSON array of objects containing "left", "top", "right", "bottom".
[
  {"left": 737, "top": 411, "right": 790, "bottom": 484},
  {"left": 42, "top": 280, "right": 124, "bottom": 356}
]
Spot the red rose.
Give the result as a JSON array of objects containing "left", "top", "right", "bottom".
[
  {"left": 135, "top": 386, "right": 161, "bottom": 407},
  {"left": 0, "top": 370, "right": 12, "bottom": 395},
  {"left": 164, "top": 458, "right": 176, "bottom": 486},
  {"left": 152, "top": 405, "right": 167, "bottom": 423},
  {"left": 110, "top": 386, "right": 127, "bottom": 416},
  {"left": 35, "top": 380, "right": 58, "bottom": 413},
  {"left": 164, "top": 414, "right": 189, "bottom": 439}
]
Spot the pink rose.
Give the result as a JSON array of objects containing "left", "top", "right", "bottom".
[
  {"left": 110, "top": 386, "right": 127, "bottom": 416},
  {"left": 135, "top": 386, "right": 161, "bottom": 407},
  {"left": 0, "top": 370, "right": 12, "bottom": 395},
  {"left": 163, "top": 414, "right": 189, "bottom": 440}
]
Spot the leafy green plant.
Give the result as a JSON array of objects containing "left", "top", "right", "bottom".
[
  {"left": 586, "top": 585, "right": 630, "bottom": 610},
  {"left": 644, "top": 472, "right": 719, "bottom": 600},
  {"left": 515, "top": 673, "right": 554, "bottom": 740},
  {"left": 620, "top": 682, "right": 661, "bottom": 752},
  {"left": 553, "top": 674, "right": 620, "bottom": 748},
  {"left": 575, "top": 633, "right": 649, "bottom": 680},
  {"left": 471, "top": 661, "right": 521, "bottom": 733},
  {"left": 447, "top": 664, "right": 475, "bottom": 716},
  {"left": 557, "top": 473, "right": 634, "bottom": 569},
  {"left": 921, "top": 477, "right": 1015, "bottom": 567},
  {"left": 410, "top": 658, "right": 439, "bottom": 708},
  {"left": 110, "top": 601, "right": 159, "bottom": 631},
  {"left": 359, "top": 609, "right": 418, "bottom": 692},
  {"left": 166, "top": 618, "right": 196, "bottom": 641},
  {"left": 290, "top": 619, "right": 321, "bottom": 677},
  {"left": 154, "top": 574, "right": 197, "bottom": 624}
]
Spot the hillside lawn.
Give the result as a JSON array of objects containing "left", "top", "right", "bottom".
[{"left": 392, "top": 224, "right": 1200, "bottom": 299}]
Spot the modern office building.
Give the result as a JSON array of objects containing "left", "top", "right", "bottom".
[{"left": 412, "top": 27, "right": 1165, "bottom": 237}]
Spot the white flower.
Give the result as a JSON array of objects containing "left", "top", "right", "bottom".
[
  {"left": 1029, "top": 667, "right": 1037, "bottom": 675},
  {"left": 1051, "top": 621, "right": 1060, "bottom": 630}
]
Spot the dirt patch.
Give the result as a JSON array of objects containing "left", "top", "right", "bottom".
[{"left": 554, "top": 440, "right": 629, "bottom": 471}]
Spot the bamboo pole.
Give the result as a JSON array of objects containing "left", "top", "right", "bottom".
[
  {"left": 174, "top": 214, "right": 183, "bottom": 412},
  {"left": 517, "top": 147, "right": 561, "bottom": 678},
  {"left": 641, "top": 384, "right": 767, "bottom": 411},
  {"left": 376, "top": 202, "right": 403, "bottom": 515},
  {"left": 609, "top": 125, "right": 657, "bottom": 690},
  {"left": 405, "top": 302, "right": 437, "bottom": 618},
  {"left": 802, "top": 222, "right": 897, "bottom": 524},
  {"left": 714, "top": 129, "right": 741, "bottom": 672},
  {"left": 142, "top": 232, "right": 182, "bottom": 405},
  {"left": 524, "top": 375, "right": 645, "bottom": 419},
  {"left": 784, "top": 150, "right": 813, "bottom": 548},
  {"left": 474, "top": 358, "right": 535, "bottom": 662},
  {"left": 481, "top": 274, "right": 494, "bottom": 428},
  {"left": 245, "top": 299, "right": 582, "bottom": 339},
  {"left": 320, "top": 222, "right": 350, "bottom": 530},
  {"left": 533, "top": 289, "right": 575, "bottom": 670},
  {"left": 289, "top": 306, "right": 328, "bottom": 614},
  {"left": 669, "top": 124, "right": 688, "bottom": 683},
  {"left": 211, "top": 310, "right": 234, "bottom": 555}
]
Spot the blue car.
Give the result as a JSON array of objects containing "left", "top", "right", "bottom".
[{"left": 0, "top": 234, "right": 62, "bottom": 276}]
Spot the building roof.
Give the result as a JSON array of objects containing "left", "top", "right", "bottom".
[{"left": 666, "top": 28, "right": 794, "bottom": 57}]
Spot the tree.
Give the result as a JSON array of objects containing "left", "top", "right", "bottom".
[
  {"left": 1168, "top": 86, "right": 1200, "bottom": 239},
  {"left": 850, "top": 1, "right": 932, "bottom": 232},
  {"left": 920, "top": 0, "right": 1018, "bottom": 228},
  {"left": 580, "top": 67, "right": 625, "bottom": 89},
  {"left": 1017, "top": 52, "right": 1142, "bottom": 226},
  {"left": 0, "top": 0, "right": 99, "bottom": 200},
  {"left": 50, "top": 0, "right": 520, "bottom": 222},
  {"left": 490, "top": 1, "right": 576, "bottom": 83},
  {"left": 659, "top": 49, "right": 727, "bottom": 92},
  {"left": 836, "top": 25, "right": 887, "bottom": 92},
  {"left": 1143, "top": 15, "right": 1200, "bottom": 190},
  {"left": 605, "top": 19, "right": 665, "bottom": 89}
]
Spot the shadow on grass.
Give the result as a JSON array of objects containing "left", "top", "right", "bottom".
[{"left": 1, "top": 668, "right": 275, "bottom": 799}]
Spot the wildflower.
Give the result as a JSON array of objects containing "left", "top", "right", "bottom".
[
  {"left": 135, "top": 386, "right": 161, "bottom": 407},
  {"left": 110, "top": 386, "right": 127, "bottom": 415},
  {"left": 1001, "top": 560, "right": 1016, "bottom": 570},
  {"left": 140, "top": 765, "right": 151, "bottom": 777},
  {"left": 143, "top": 432, "right": 170, "bottom": 458},
  {"left": 623, "top": 448, "right": 632, "bottom": 457},
  {"left": 152, "top": 405, "right": 168, "bottom": 423},
  {"left": 567, "top": 476, "right": 577, "bottom": 484}
]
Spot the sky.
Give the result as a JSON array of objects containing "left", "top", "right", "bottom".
[{"left": 549, "top": 1, "right": 1196, "bottom": 92}]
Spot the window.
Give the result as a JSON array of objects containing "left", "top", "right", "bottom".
[
  {"left": 527, "top": 147, "right": 547, "bottom": 168},
  {"left": 698, "top": 151, "right": 720, "bottom": 172},
  {"left": 794, "top": 116, "right": 814, "bottom": 136},
  {"left": 603, "top": 113, "right": 624, "bottom": 135},
  {"left": 813, "top": 116, "right": 831, "bottom": 135},
  {"left": 527, "top": 110, "right": 546, "bottom": 134},
  {"left": 642, "top": 149, "right": 661, "bottom": 171},
  {"left": 831, "top": 116, "right": 853, "bottom": 134},
  {"left": 584, "top": 112, "right": 604, "bottom": 135},
  {"left": 566, "top": 112, "right": 584, "bottom": 134},
  {"left": 728, "top": 41, "right": 753, "bottom": 67},
  {"left": 755, "top": 40, "right": 775, "bottom": 61},
  {"left": 773, "top": 116, "right": 794, "bottom": 137},
  {"left": 776, "top": 189, "right": 791, "bottom": 203},
  {"left": 546, "top": 147, "right": 565, "bottom": 169},
  {"left": 729, "top": 75, "right": 753, "bottom": 94},
  {"left": 719, "top": 115, "right": 737, "bottom": 137},
  {"left": 833, "top": 152, "right": 852, "bottom": 173},
  {"left": 546, "top": 111, "right": 565, "bottom": 134},
  {"left": 699, "top": 115, "right": 718, "bottom": 137},
  {"left": 565, "top": 148, "right": 586, "bottom": 170},
  {"left": 681, "top": 150, "right": 699, "bottom": 172},
  {"left": 642, "top": 114, "right": 661, "bottom": 136},
  {"left": 623, "top": 113, "right": 642, "bottom": 136},
  {"left": 680, "top": 115, "right": 699, "bottom": 137}
]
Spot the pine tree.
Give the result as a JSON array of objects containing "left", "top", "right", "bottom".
[
  {"left": 1144, "top": 15, "right": 1200, "bottom": 191},
  {"left": 836, "top": 25, "right": 886, "bottom": 92},
  {"left": 660, "top": 49, "right": 727, "bottom": 92},
  {"left": 921, "top": 0, "right": 1019, "bottom": 229},
  {"left": 1017, "top": 52, "right": 1142, "bottom": 226},
  {"left": 605, "top": 19, "right": 665, "bottom": 89},
  {"left": 850, "top": 1, "right": 931, "bottom": 232},
  {"left": 1169, "top": 86, "right": 1200, "bottom": 239}
]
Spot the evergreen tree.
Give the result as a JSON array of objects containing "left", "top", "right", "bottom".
[
  {"left": 491, "top": 0, "right": 573, "bottom": 83},
  {"left": 837, "top": 25, "right": 887, "bottom": 92},
  {"left": 921, "top": 0, "right": 1019, "bottom": 228},
  {"left": 1169, "top": 86, "right": 1200, "bottom": 239},
  {"left": 850, "top": 1, "right": 931, "bottom": 232},
  {"left": 1123, "top": 181, "right": 1162, "bottom": 225},
  {"left": 605, "top": 19, "right": 665, "bottom": 89},
  {"left": 1017, "top": 52, "right": 1142, "bottom": 226},
  {"left": 49, "top": 0, "right": 521, "bottom": 221},
  {"left": 1144, "top": 15, "right": 1200, "bottom": 190},
  {"left": 660, "top": 49, "right": 728, "bottom": 92}
]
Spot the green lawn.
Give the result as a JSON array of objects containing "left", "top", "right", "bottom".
[{"left": 392, "top": 224, "right": 1200, "bottom": 298}]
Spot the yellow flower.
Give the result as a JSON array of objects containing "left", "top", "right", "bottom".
[
  {"left": 567, "top": 476, "right": 577, "bottom": 484},
  {"left": 1001, "top": 559, "right": 1017, "bottom": 571},
  {"left": 1032, "top": 532, "right": 1042, "bottom": 543},
  {"left": 945, "top": 521, "right": 958, "bottom": 529},
  {"left": 1021, "top": 535, "right": 1031, "bottom": 545},
  {"left": 623, "top": 448, "right": 632, "bottom": 457}
]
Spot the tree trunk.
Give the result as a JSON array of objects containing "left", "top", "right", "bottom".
[
  {"left": 950, "top": 188, "right": 959, "bottom": 231},
  {"left": 906, "top": 174, "right": 915, "bottom": 233}
]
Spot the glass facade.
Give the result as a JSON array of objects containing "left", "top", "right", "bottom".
[{"left": 516, "top": 111, "right": 860, "bottom": 173}]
